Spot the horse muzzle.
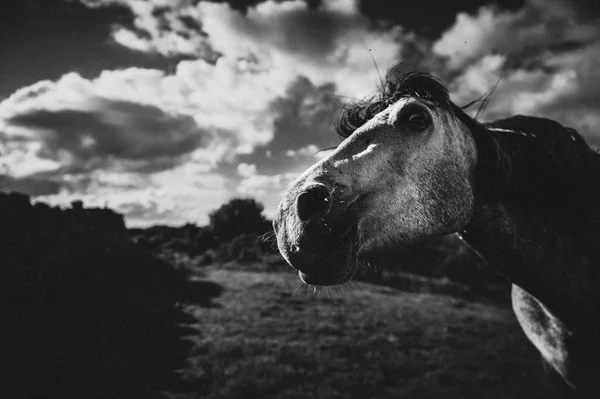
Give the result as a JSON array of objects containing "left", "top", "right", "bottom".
[{"left": 273, "top": 180, "right": 357, "bottom": 286}]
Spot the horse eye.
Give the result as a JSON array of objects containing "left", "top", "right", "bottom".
[{"left": 406, "top": 109, "right": 430, "bottom": 131}]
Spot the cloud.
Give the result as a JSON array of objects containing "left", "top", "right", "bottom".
[
  {"left": 0, "top": 174, "right": 62, "bottom": 196},
  {"left": 433, "top": 1, "right": 600, "bottom": 71},
  {"left": 233, "top": 76, "right": 341, "bottom": 178},
  {"left": 74, "top": 0, "right": 216, "bottom": 57},
  {"left": 237, "top": 163, "right": 257, "bottom": 178},
  {"left": 0, "top": 62, "right": 253, "bottom": 224},
  {"left": 34, "top": 167, "right": 230, "bottom": 227},
  {"left": 6, "top": 99, "right": 205, "bottom": 172},
  {"left": 188, "top": 0, "right": 407, "bottom": 98},
  {"left": 0, "top": 57, "right": 287, "bottom": 178},
  {"left": 0, "top": 137, "right": 61, "bottom": 178},
  {"left": 237, "top": 172, "right": 299, "bottom": 214},
  {"left": 450, "top": 58, "right": 600, "bottom": 146},
  {"left": 285, "top": 144, "right": 320, "bottom": 158},
  {"left": 434, "top": 0, "right": 600, "bottom": 147},
  {"left": 113, "top": 2, "right": 218, "bottom": 59},
  {"left": 76, "top": 0, "right": 406, "bottom": 98},
  {"left": 200, "top": 0, "right": 365, "bottom": 58}
]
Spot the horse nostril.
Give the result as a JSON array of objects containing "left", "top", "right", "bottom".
[{"left": 296, "top": 184, "right": 331, "bottom": 222}]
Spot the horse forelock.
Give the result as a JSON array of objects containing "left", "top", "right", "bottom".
[{"left": 336, "top": 70, "right": 453, "bottom": 138}]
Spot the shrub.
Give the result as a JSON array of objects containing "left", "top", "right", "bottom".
[{"left": 209, "top": 198, "right": 270, "bottom": 243}]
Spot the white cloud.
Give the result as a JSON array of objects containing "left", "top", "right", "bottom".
[
  {"left": 436, "top": 0, "right": 600, "bottom": 146},
  {"left": 35, "top": 167, "right": 230, "bottom": 227},
  {"left": 79, "top": 0, "right": 211, "bottom": 57},
  {"left": 0, "top": 61, "right": 260, "bottom": 225},
  {"left": 433, "top": 7, "right": 518, "bottom": 70},
  {"left": 237, "top": 172, "right": 300, "bottom": 216},
  {"left": 285, "top": 144, "right": 320, "bottom": 158},
  {"left": 0, "top": 58, "right": 285, "bottom": 171},
  {"left": 237, "top": 163, "right": 257, "bottom": 178},
  {"left": 197, "top": 0, "right": 403, "bottom": 98},
  {"left": 449, "top": 47, "right": 600, "bottom": 148},
  {"left": 78, "top": 0, "right": 406, "bottom": 98},
  {"left": 111, "top": 28, "right": 154, "bottom": 53},
  {"left": 0, "top": 141, "right": 62, "bottom": 178}
]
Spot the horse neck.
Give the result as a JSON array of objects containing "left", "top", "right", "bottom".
[{"left": 461, "top": 124, "right": 600, "bottom": 326}]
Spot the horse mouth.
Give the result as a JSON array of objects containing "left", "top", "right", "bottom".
[{"left": 297, "top": 229, "right": 358, "bottom": 286}]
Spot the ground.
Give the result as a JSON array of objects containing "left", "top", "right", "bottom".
[{"left": 167, "top": 265, "right": 562, "bottom": 399}]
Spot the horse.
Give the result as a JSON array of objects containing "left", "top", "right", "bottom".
[{"left": 272, "top": 70, "right": 600, "bottom": 397}]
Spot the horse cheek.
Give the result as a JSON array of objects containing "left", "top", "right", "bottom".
[{"left": 424, "top": 160, "right": 474, "bottom": 234}]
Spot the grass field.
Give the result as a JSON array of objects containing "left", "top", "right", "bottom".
[{"left": 167, "top": 265, "right": 562, "bottom": 399}]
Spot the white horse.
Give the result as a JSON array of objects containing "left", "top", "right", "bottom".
[{"left": 273, "top": 70, "right": 600, "bottom": 398}]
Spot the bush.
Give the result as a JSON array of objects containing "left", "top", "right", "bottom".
[
  {"left": 193, "top": 227, "right": 217, "bottom": 255},
  {"left": 237, "top": 247, "right": 259, "bottom": 263},
  {"left": 209, "top": 198, "right": 271, "bottom": 243}
]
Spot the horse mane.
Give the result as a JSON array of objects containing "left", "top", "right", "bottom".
[{"left": 483, "top": 115, "right": 600, "bottom": 198}]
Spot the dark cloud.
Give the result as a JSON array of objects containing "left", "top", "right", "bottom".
[
  {"left": 359, "top": 0, "right": 524, "bottom": 39},
  {"left": 232, "top": 4, "right": 365, "bottom": 58},
  {"left": 7, "top": 99, "right": 207, "bottom": 173},
  {"left": 0, "top": 0, "right": 171, "bottom": 100},
  {"left": 234, "top": 76, "right": 341, "bottom": 175},
  {"left": 434, "top": 1, "right": 600, "bottom": 74},
  {"left": 541, "top": 46, "right": 600, "bottom": 110},
  {"left": 531, "top": 0, "right": 600, "bottom": 21},
  {"left": 523, "top": 45, "right": 600, "bottom": 146},
  {"left": 517, "top": 1, "right": 600, "bottom": 61},
  {"left": 0, "top": 174, "right": 62, "bottom": 196},
  {"left": 269, "top": 77, "right": 340, "bottom": 152},
  {"left": 117, "top": 201, "right": 172, "bottom": 227},
  {"left": 203, "top": 0, "right": 287, "bottom": 12}
]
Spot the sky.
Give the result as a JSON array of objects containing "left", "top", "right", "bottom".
[{"left": 1, "top": 0, "right": 599, "bottom": 227}]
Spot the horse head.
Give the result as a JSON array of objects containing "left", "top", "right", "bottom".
[{"left": 273, "top": 72, "right": 480, "bottom": 286}]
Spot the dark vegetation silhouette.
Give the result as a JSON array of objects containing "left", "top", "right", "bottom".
[
  {"left": 0, "top": 191, "right": 223, "bottom": 398},
  {"left": 209, "top": 198, "right": 271, "bottom": 243},
  {"left": 129, "top": 197, "right": 509, "bottom": 303},
  {"left": 129, "top": 197, "right": 276, "bottom": 268}
]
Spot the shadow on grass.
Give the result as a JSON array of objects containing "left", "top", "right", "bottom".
[
  {"left": 0, "top": 266, "right": 227, "bottom": 399},
  {"left": 179, "top": 277, "right": 225, "bottom": 308},
  {"left": 1, "top": 298, "right": 215, "bottom": 399}
]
